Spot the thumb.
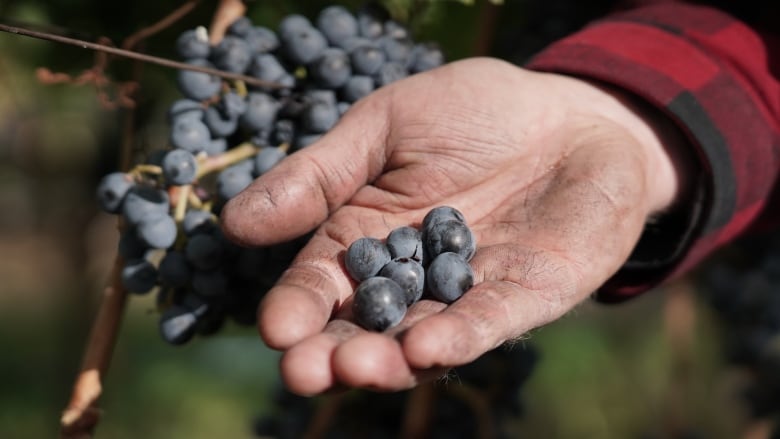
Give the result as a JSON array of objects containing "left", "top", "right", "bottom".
[{"left": 220, "top": 96, "right": 390, "bottom": 247}]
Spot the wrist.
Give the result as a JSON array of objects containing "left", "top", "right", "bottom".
[{"left": 570, "top": 77, "right": 695, "bottom": 216}]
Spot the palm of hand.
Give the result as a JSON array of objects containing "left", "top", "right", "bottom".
[{"left": 221, "top": 58, "right": 669, "bottom": 395}]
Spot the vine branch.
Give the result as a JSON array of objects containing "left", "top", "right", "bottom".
[
  {"left": 60, "top": 256, "right": 128, "bottom": 438},
  {"left": 0, "top": 22, "right": 284, "bottom": 89},
  {"left": 122, "top": 0, "right": 201, "bottom": 50}
]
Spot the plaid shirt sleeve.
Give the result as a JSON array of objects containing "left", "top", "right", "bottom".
[{"left": 525, "top": 3, "right": 780, "bottom": 302}]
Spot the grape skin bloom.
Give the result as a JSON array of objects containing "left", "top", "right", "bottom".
[
  {"left": 426, "top": 252, "right": 474, "bottom": 304},
  {"left": 345, "top": 237, "right": 391, "bottom": 282},
  {"left": 352, "top": 277, "right": 407, "bottom": 331}
]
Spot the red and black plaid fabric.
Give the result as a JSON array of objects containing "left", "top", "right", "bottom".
[{"left": 525, "top": 2, "right": 780, "bottom": 301}]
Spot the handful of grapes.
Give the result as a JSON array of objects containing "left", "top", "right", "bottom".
[
  {"left": 95, "top": 4, "right": 444, "bottom": 345},
  {"left": 347, "top": 206, "right": 477, "bottom": 331}
]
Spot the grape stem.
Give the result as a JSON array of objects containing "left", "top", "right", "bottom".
[
  {"left": 173, "top": 185, "right": 192, "bottom": 222},
  {"left": 195, "top": 142, "right": 260, "bottom": 178},
  {"left": 122, "top": 1, "right": 201, "bottom": 50},
  {"left": 187, "top": 191, "right": 204, "bottom": 210},
  {"left": 131, "top": 164, "right": 163, "bottom": 176}
]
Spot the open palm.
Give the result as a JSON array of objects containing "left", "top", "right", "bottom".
[{"left": 221, "top": 58, "right": 683, "bottom": 395}]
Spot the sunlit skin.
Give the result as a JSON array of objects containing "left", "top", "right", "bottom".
[{"left": 220, "top": 58, "right": 689, "bottom": 396}]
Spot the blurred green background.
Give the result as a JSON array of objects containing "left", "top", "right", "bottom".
[{"left": 0, "top": 0, "right": 763, "bottom": 438}]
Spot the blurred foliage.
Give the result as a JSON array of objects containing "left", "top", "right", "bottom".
[{"left": 0, "top": 0, "right": 767, "bottom": 438}]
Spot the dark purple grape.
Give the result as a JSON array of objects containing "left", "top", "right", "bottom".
[
  {"left": 293, "top": 133, "right": 321, "bottom": 151},
  {"left": 167, "top": 99, "right": 204, "bottom": 123},
  {"left": 162, "top": 148, "right": 198, "bottom": 185},
  {"left": 422, "top": 206, "right": 466, "bottom": 230},
  {"left": 301, "top": 100, "right": 338, "bottom": 133},
  {"left": 227, "top": 17, "right": 253, "bottom": 36},
  {"left": 426, "top": 252, "right": 473, "bottom": 303},
  {"left": 254, "top": 147, "right": 287, "bottom": 176},
  {"left": 204, "top": 137, "right": 228, "bottom": 156},
  {"left": 378, "top": 35, "right": 413, "bottom": 64},
  {"left": 158, "top": 250, "right": 191, "bottom": 288},
  {"left": 204, "top": 106, "right": 239, "bottom": 138},
  {"left": 304, "top": 89, "right": 337, "bottom": 106},
  {"left": 386, "top": 226, "right": 423, "bottom": 262},
  {"left": 220, "top": 91, "right": 247, "bottom": 118},
  {"left": 216, "top": 163, "right": 254, "bottom": 200},
  {"left": 183, "top": 209, "right": 215, "bottom": 236},
  {"left": 280, "top": 26, "right": 327, "bottom": 65},
  {"left": 316, "top": 5, "right": 358, "bottom": 46},
  {"left": 159, "top": 304, "right": 208, "bottom": 345},
  {"left": 278, "top": 14, "right": 312, "bottom": 40},
  {"left": 352, "top": 276, "right": 407, "bottom": 331},
  {"left": 383, "top": 20, "right": 410, "bottom": 39},
  {"left": 249, "top": 53, "right": 288, "bottom": 83},
  {"left": 137, "top": 213, "right": 177, "bottom": 249},
  {"left": 279, "top": 94, "right": 309, "bottom": 118},
  {"left": 356, "top": 5, "right": 388, "bottom": 39},
  {"left": 350, "top": 43, "right": 385, "bottom": 76},
  {"left": 212, "top": 35, "right": 252, "bottom": 73},
  {"left": 122, "top": 186, "right": 170, "bottom": 226},
  {"left": 214, "top": 228, "right": 241, "bottom": 259},
  {"left": 379, "top": 257, "right": 425, "bottom": 305},
  {"left": 195, "top": 309, "right": 226, "bottom": 335},
  {"left": 311, "top": 48, "right": 351, "bottom": 89},
  {"left": 170, "top": 116, "right": 211, "bottom": 153},
  {"left": 240, "top": 92, "right": 280, "bottom": 131},
  {"left": 271, "top": 119, "right": 296, "bottom": 145},
  {"left": 96, "top": 172, "right": 134, "bottom": 213},
  {"left": 122, "top": 258, "right": 158, "bottom": 294},
  {"left": 341, "top": 75, "right": 374, "bottom": 103},
  {"left": 185, "top": 233, "right": 223, "bottom": 271},
  {"left": 337, "top": 36, "right": 371, "bottom": 52},
  {"left": 424, "top": 219, "right": 476, "bottom": 261},
  {"left": 233, "top": 157, "right": 256, "bottom": 173},
  {"left": 118, "top": 229, "right": 148, "bottom": 259},
  {"left": 177, "top": 59, "right": 222, "bottom": 101},
  {"left": 274, "top": 74, "right": 297, "bottom": 95},
  {"left": 245, "top": 26, "right": 280, "bottom": 54},
  {"left": 408, "top": 43, "right": 444, "bottom": 73},
  {"left": 251, "top": 128, "right": 271, "bottom": 147},
  {"left": 374, "top": 61, "right": 408, "bottom": 87},
  {"left": 345, "top": 237, "right": 391, "bottom": 282},
  {"left": 233, "top": 247, "right": 268, "bottom": 280},
  {"left": 176, "top": 28, "right": 210, "bottom": 59},
  {"left": 192, "top": 269, "right": 228, "bottom": 298}
]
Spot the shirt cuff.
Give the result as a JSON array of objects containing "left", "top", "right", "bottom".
[{"left": 524, "top": 4, "right": 779, "bottom": 302}]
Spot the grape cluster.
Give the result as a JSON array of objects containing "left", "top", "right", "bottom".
[
  {"left": 346, "top": 206, "right": 476, "bottom": 331},
  {"left": 699, "top": 232, "right": 780, "bottom": 420},
  {"left": 96, "top": 4, "right": 444, "bottom": 345},
  {"left": 253, "top": 345, "right": 538, "bottom": 439},
  {"left": 172, "top": 4, "right": 443, "bottom": 155}
]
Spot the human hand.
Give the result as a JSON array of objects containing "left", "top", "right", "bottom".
[{"left": 220, "top": 57, "right": 687, "bottom": 395}]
